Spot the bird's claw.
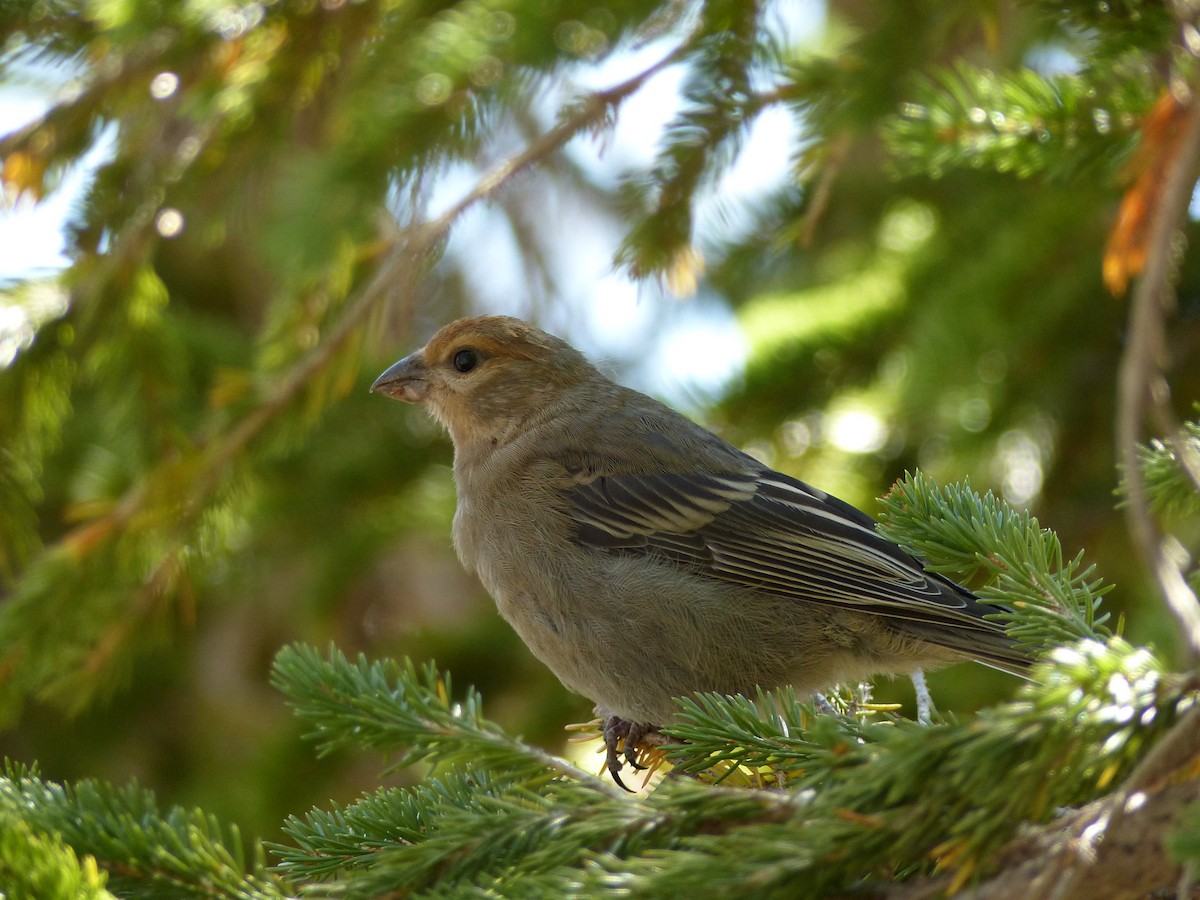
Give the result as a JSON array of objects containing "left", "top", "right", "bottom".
[{"left": 602, "top": 715, "right": 659, "bottom": 792}]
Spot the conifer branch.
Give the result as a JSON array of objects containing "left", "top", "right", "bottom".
[
  {"left": 0, "top": 807, "right": 115, "bottom": 899},
  {"left": 615, "top": 2, "right": 761, "bottom": 285},
  {"left": 885, "top": 61, "right": 1151, "bottom": 182},
  {"left": 877, "top": 473, "right": 1110, "bottom": 655},
  {"left": 270, "top": 644, "right": 622, "bottom": 797},
  {"left": 259, "top": 634, "right": 1188, "bottom": 897},
  {"left": 0, "top": 762, "right": 285, "bottom": 898},
  {"left": 1137, "top": 417, "right": 1200, "bottom": 518}
]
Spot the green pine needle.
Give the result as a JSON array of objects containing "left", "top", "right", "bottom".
[
  {"left": 1132, "top": 417, "right": 1200, "bottom": 520},
  {"left": 878, "top": 472, "right": 1111, "bottom": 657},
  {"left": 0, "top": 761, "right": 284, "bottom": 898},
  {"left": 269, "top": 643, "right": 613, "bottom": 791}
]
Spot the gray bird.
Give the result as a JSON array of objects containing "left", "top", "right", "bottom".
[{"left": 372, "top": 315, "right": 1026, "bottom": 787}]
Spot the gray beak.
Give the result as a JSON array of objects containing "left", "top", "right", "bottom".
[{"left": 371, "top": 353, "right": 429, "bottom": 402}]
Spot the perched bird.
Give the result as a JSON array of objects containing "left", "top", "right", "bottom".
[{"left": 372, "top": 316, "right": 1026, "bottom": 787}]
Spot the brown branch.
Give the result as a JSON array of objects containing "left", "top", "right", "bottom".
[
  {"left": 887, "top": 701, "right": 1200, "bottom": 900},
  {"left": 800, "top": 132, "right": 852, "bottom": 247},
  {"left": 1036, "top": 699, "right": 1200, "bottom": 899},
  {"left": 1116, "top": 62, "right": 1200, "bottom": 659},
  {"left": 970, "top": 781, "right": 1198, "bottom": 900}
]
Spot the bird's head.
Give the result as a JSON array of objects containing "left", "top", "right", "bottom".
[{"left": 372, "top": 316, "right": 597, "bottom": 451}]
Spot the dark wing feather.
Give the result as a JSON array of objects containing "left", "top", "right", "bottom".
[{"left": 567, "top": 466, "right": 1026, "bottom": 671}]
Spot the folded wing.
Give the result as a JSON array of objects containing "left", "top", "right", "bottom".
[{"left": 567, "top": 465, "right": 1027, "bottom": 673}]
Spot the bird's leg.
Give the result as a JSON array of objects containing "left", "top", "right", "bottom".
[
  {"left": 601, "top": 715, "right": 659, "bottom": 792},
  {"left": 911, "top": 668, "right": 934, "bottom": 725},
  {"left": 812, "top": 692, "right": 836, "bottom": 714}
]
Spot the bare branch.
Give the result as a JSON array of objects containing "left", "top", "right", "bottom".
[
  {"left": 1116, "top": 51, "right": 1200, "bottom": 659},
  {"left": 888, "top": 701, "right": 1200, "bottom": 900}
]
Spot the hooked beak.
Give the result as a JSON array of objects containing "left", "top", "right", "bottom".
[{"left": 371, "top": 352, "right": 429, "bottom": 403}]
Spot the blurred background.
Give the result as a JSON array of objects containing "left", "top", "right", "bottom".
[{"left": 2, "top": 0, "right": 1199, "bottom": 842}]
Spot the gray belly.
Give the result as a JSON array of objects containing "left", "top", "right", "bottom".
[
  {"left": 462, "top": 495, "right": 952, "bottom": 725},
  {"left": 479, "top": 548, "right": 881, "bottom": 724}
]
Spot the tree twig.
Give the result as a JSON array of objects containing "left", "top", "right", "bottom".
[{"left": 1116, "top": 60, "right": 1200, "bottom": 659}]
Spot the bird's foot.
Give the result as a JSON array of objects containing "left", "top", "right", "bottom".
[{"left": 601, "top": 716, "right": 661, "bottom": 792}]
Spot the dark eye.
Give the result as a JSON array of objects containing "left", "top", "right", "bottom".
[{"left": 453, "top": 348, "right": 478, "bottom": 373}]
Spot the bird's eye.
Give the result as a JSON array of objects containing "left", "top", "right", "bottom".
[{"left": 453, "top": 348, "right": 478, "bottom": 373}]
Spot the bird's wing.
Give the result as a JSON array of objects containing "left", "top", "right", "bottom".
[{"left": 567, "top": 466, "right": 1001, "bottom": 637}]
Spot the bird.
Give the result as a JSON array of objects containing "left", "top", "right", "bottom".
[{"left": 371, "top": 315, "right": 1027, "bottom": 787}]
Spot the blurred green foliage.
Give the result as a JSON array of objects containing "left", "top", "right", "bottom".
[{"left": 1, "top": 0, "right": 1198, "bottom": 863}]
